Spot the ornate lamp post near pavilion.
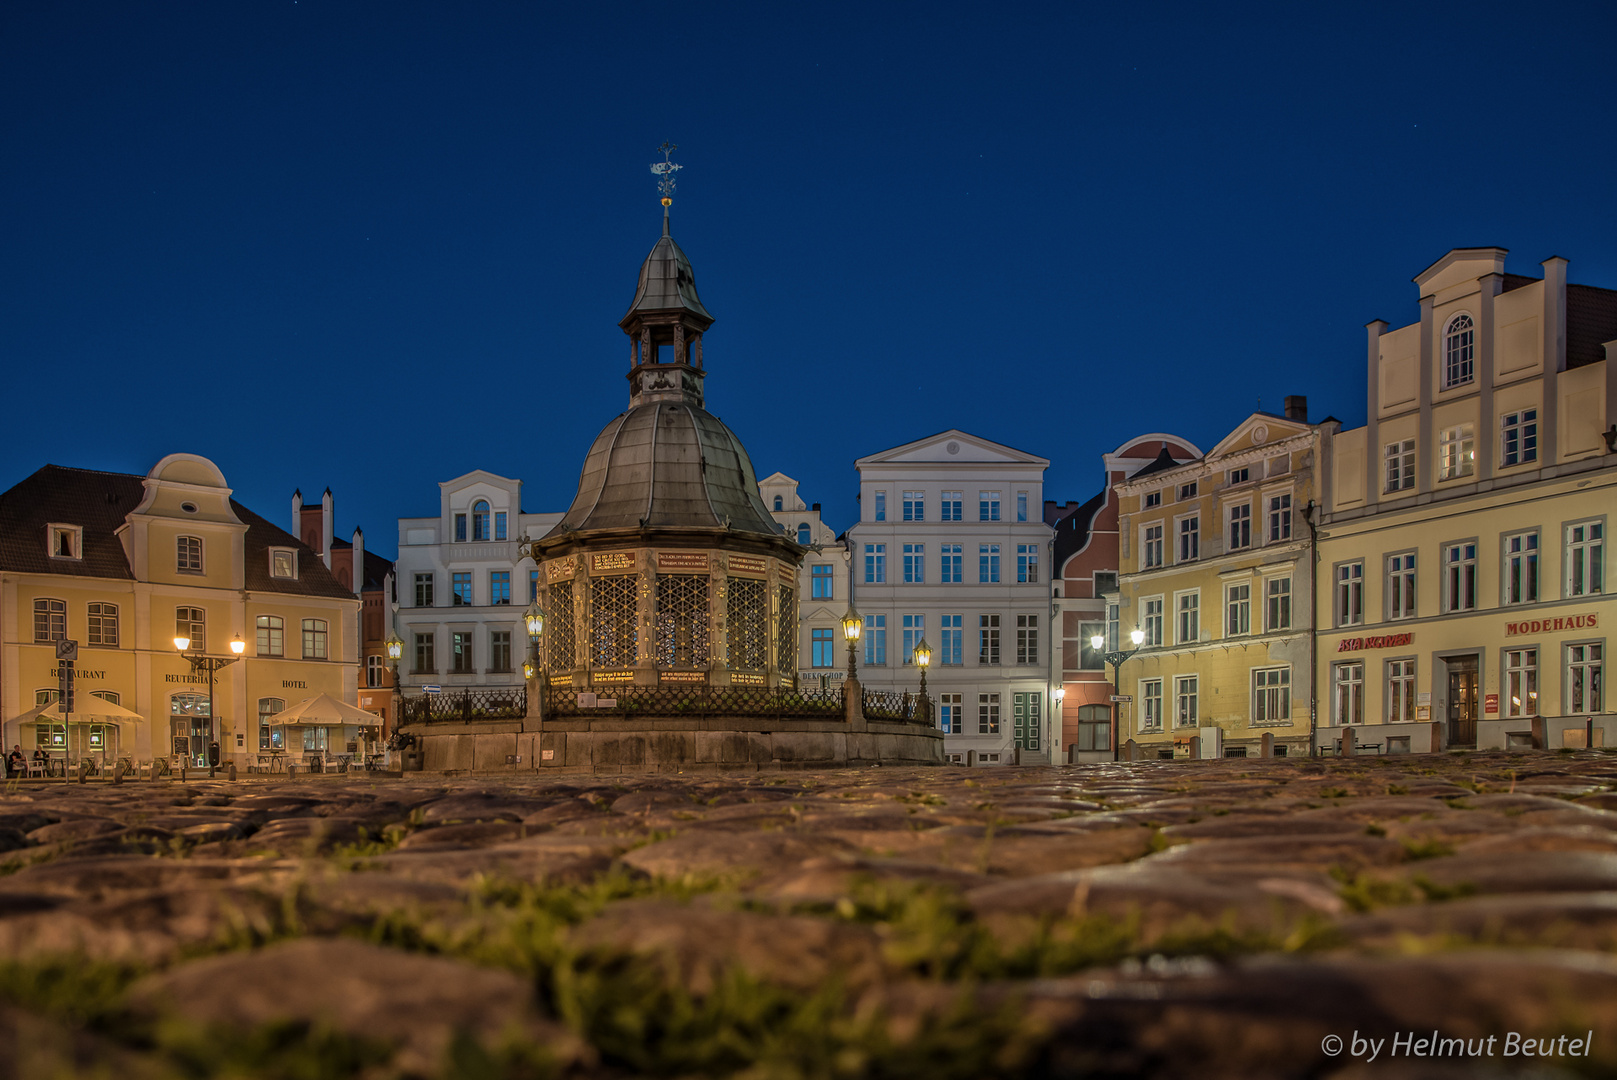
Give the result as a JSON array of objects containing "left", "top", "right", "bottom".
[
  {"left": 841, "top": 603, "right": 862, "bottom": 682},
  {"left": 1091, "top": 628, "right": 1146, "bottom": 761},
  {"left": 522, "top": 600, "right": 546, "bottom": 721},
  {"left": 173, "top": 632, "right": 245, "bottom": 776},
  {"left": 385, "top": 631, "right": 404, "bottom": 732},
  {"left": 913, "top": 636, "right": 932, "bottom": 725}
]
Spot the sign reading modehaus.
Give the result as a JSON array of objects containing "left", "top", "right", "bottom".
[
  {"left": 1505, "top": 613, "right": 1599, "bottom": 637},
  {"left": 1336, "top": 632, "right": 1414, "bottom": 652}
]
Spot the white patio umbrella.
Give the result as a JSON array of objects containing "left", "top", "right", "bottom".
[
  {"left": 261, "top": 693, "right": 380, "bottom": 726},
  {"left": 3, "top": 699, "right": 145, "bottom": 764}
]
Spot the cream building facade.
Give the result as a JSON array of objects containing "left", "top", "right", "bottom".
[
  {"left": 1114, "top": 401, "right": 1334, "bottom": 758},
  {"left": 1317, "top": 249, "right": 1617, "bottom": 752},
  {"left": 758, "top": 472, "right": 851, "bottom": 689}
]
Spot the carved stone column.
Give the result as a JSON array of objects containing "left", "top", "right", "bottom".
[
  {"left": 709, "top": 555, "right": 729, "bottom": 685},
  {"left": 635, "top": 554, "right": 657, "bottom": 686},
  {"left": 673, "top": 323, "right": 685, "bottom": 365}
]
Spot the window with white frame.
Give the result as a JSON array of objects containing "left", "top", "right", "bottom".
[
  {"left": 1142, "top": 523, "right": 1164, "bottom": 568},
  {"left": 979, "top": 614, "right": 1000, "bottom": 665},
  {"left": 1228, "top": 503, "right": 1251, "bottom": 550},
  {"left": 1387, "top": 553, "right": 1416, "bottom": 620},
  {"left": 1139, "top": 679, "right": 1163, "bottom": 731},
  {"left": 1333, "top": 662, "right": 1364, "bottom": 725},
  {"left": 1267, "top": 494, "right": 1292, "bottom": 542},
  {"left": 33, "top": 598, "right": 66, "bottom": 642},
  {"left": 1504, "top": 531, "right": 1539, "bottom": 605},
  {"left": 414, "top": 633, "right": 435, "bottom": 673},
  {"left": 1179, "top": 481, "right": 1198, "bottom": 500},
  {"left": 258, "top": 697, "right": 285, "bottom": 750},
  {"left": 176, "top": 535, "right": 203, "bottom": 573},
  {"left": 1176, "top": 591, "right": 1199, "bottom": 644},
  {"left": 1336, "top": 562, "right": 1364, "bottom": 627},
  {"left": 1015, "top": 614, "right": 1037, "bottom": 665},
  {"left": 1226, "top": 583, "right": 1250, "bottom": 636},
  {"left": 302, "top": 618, "right": 328, "bottom": 660},
  {"left": 366, "top": 655, "right": 385, "bottom": 687},
  {"left": 979, "top": 491, "right": 1000, "bottom": 522},
  {"left": 176, "top": 606, "right": 204, "bottom": 651},
  {"left": 864, "top": 614, "right": 886, "bottom": 666},
  {"left": 873, "top": 491, "right": 886, "bottom": 522},
  {"left": 1443, "top": 313, "right": 1475, "bottom": 388},
  {"left": 903, "top": 544, "right": 925, "bottom": 583},
  {"left": 864, "top": 544, "right": 886, "bottom": 584},
  {"left": 47, "top": 524, "right": 81, "bottom": 560},
  {"left": 490, "top": 570, "right": 511, "bottom": 606},
  {"left": 1567, "top": 521, "right": 1604, "bottom": 597},
  {"left": 1143, "top": 490, "right": 1162, "bottom": 508},
  {"left": 1106, "top": 602, "right": 1119, "bottom": 652},
  {"left": 1016, "top": 544, "right": 1039, "bottom": 583},
  {"left": 1174, "top": 675, "right": 1198, "bottom": 728},
  {"left": 940, "top": 544, "right": 962, "bottom": 583},
  {"left": 978, "top": 693, "right": 1000, "bottom": 734},
  {"left": 797, "top": 523, "right": 811, "bottom": 545},
  {"left": 979, "top": 544, "right": 1000, "bottom": 583},
  {"left": 1388, "top": 658, "right": 1416, "bottom": 722},
  {"left": 472, "top": 500, "right": 491, "bottom": 541},
  {"left": 495, "top": 511, "right": 507, "bottom": 541},
  {"left": 1384, "top": 440, "right": 1416, "bottom": 493},
  {"left": 1075, "top": 704, "right": 1110, "bottom": 752},
  {"left": 489, "top": 631, "right": 511, "bottom": 672},
  {"left": 256, "top": 615, "right": 284, "bottom": 657},
  {"left": 1444, "top": 542, "right": 1477, "bottom": 612},
  {"left": 1439, "top": 424, "right": 1475, "bottom": 480},
  {"left": 270, "top": 548, "right": 297, "bottom": 579},
  {"left": 1504, "top": 647, "right": 1538, "bottom": 717},
  {"left": 86, "top": 602, "right": 118, "bottom": 647},
  {"left": 811, "top": 628, "right": 835, "bottom": 668},
  {"left": 1568, "top": 642, "right": 1603, "bottom": 714},
  {"left": 902, "top": 614, "right": 924, "bottom": 665},
  {"left": 1265, "top": 577, "right": 1291, "bottom": 631},
  {"left": 1501, "top": 410, "right": 1538, "bottom": 467},
  {"left": 940, "top": 614, "right": 962, "bottom": 665},
  {"left": 940, "top": 491, "right": 962, "bottom": 522},
  {"left": 938, "top": 693, "right": 962, "bottom": 735},
  {"left": 1178, "top": 516, "right": 1199, "bottom": 562},
  {"left": 903, "top": 491, "right": 924, "bottom": 521},
  {"left": 1228, "top": 466, "right": 1250, "bottom": 485},
  {"left": 1142, "top": 596, "right": 1163, "bottom": 646},
  {"left": 811, "top": 564, "right": 833, "bottom": 599},
  {"left": 414, "top": 573, "right": 434, "bottom": 607},
  {"left": 451, "top": 631, "right": 473, "bottom": 673},
  {"left": 1253, "top": 666, "right": 1290, "bottom": 724}
]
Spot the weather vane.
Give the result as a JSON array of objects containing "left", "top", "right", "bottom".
[{"left": 650, "top": 141, "right": 681, "bottom": 207}]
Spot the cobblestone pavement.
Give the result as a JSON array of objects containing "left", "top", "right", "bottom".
[{"left": 3, "top": 752, "right": 1617, "bottom": 1078}]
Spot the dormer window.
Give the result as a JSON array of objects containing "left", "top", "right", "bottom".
[
  {"left": 177, "top": 536, "right": 203, "bottom": 573},
  {"left": 1143, "top": 491, "right": 1162, "bottom": 509},
  {"left": 1443, "top": 313, "right": 1475, "bottom": 388},
  {"left": 472, "top": 501, "right": 491, "bottom": 542},
  {"left": 270, "top": 548, "right": 298, "bottom": 579},
  {"left": 1179, "top": 481, "right": 1198, "bottom": 501},
  {"left": 47, "top": 524, "right": 82, "bottom": 560},
  {"left": 1228, "top": 467, "right": 1250, "bottom": 485}
]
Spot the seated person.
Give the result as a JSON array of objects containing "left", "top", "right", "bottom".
[{"left": 6, "top": 745, "right": 25, "bottom": 776}]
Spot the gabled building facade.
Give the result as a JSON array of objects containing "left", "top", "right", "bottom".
[
  {"left": 849, "top": 430, "right": 1055, "bottom": 764},
  {"left": 758, "top": 472, "right": 850, "bottom": 688}
]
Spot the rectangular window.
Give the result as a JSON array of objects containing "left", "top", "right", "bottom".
[
  {"left": 1144, "top": 490, "right": 1162, "bottom": 509},
  {"left": 901, "top": 614, "right": 924, "bottom": 665},
  {"left": 258, "top": 697, "right": 285, "bottom": 750},
  {"left": 940, "top": 614, "right": 963, "bottom": 665},
  {"left": 48, "top": 525, "right": 81, "bottom": 560},
  {"left": 1106, "top": 602, "right": 1119, "bottom": 651},
  {"left": 414, "top": 573, "right": 434, "bottom": 607},
  {"left": 1388, "top": 658, "right": 1416, "bottom": 722},
  {"left": 1265, "top": 577, "right": 1291, "bottom": 631},
  {"left": 1016, "top": 614, "right": 1038, "bottom": 664},
  {"left": 33, "top": 598, "right": 66, "bottom": 642},
  {"left": 1387, "top": 554, "right": 1416, "bottom": 620},
  {"left": 301, "top": 618, "right": 328, "bottom": 660},
  {"left": 1254, "top": 667, "right": 1291, "bottom": 724},
  {"left": 1267, "top": 494, "right": 1292, "bottom": 542},
  {"left": 864, "top": 544, "right": 886, "bottom": 583},
  {"left": 1336, "top": 562, "right": 1364, "bottom": 627},
  {"left": 1439, "top": 424, "right": 1475, "bottom": 480},
  {"left": 1504, "top": 647, "right": 1538, "bottom": 718},
  {"left": 811, "top": 627, "right": 835, "bottom": 667},
  {"left": 1142, "top": 597, "right": 1163, "bottom": 647},
  {"left": 902, "top": 490, "right": 925, "bottom": 522},
  {"left": 86, "top": 602, "right": 118, "bottom": 647},
  {"left": 873, "top": 491, "right": 886, "bottom": 522},
  {"left": 978, "top": 693, "right": 1000, "bottom": 735},
  {"left": 177, "top": 535, "right": 203, "bottom": 573},
  {"left": 255, "top": 614, "right": 284, "bottom": 657},
  {"left": 452, "top": 572, "right": 473, "bottom": 606},
  {"left": 938, "top": 544, "right": 963, "bottom": 583},
  {"left": 939, "top": 692, "right": 962, "bottom": 735},
  {"left": 979, "top": 491, "right": 1000, "bottom": 522},
  {"left": 1176, "top": 591, "right": 1199, "bottom": 643},
  {"left": 1080, "top": 621, "right": 1105, "bottom": 669},
  {"left": 1444, "top": 542, "right": 1477, "bottom": 612},
  {"left": 1142, "top": 524, "right": 1164, "bottom": 568},
  {"left": 863, "top": 614, "right": 886, "bottom": 666},
  {"left": 270, "top": 549, "right": 296, "bottom": 579},
  {"left": 1075, "top": 705, "right": 1110, "bottom": 751},
  {"left": 451, "top": 631, "right": 473, "bottom": 673},
  {"left": 1228, "top": 467, "right": 1250, "bottom": 485},
  {"left": 1016, "top": 544, "right": 1039, "bottom": 583},
  {"left": 1226, "top": 583, "right": 1250, "bottom": 636},
  {"left": 1501, "top": 410, "right": 1538, "bottom": 467},
  {"left": 413, "top": 633, "right": 435, "bottom": 673},
  {"left": 1175, "top": 675, "right": 1198, "bottom": 728},
  {"left": 176, "top": 606, "right": 205, "bottom": 651},
  {"left": 1568, "top": 642, "right": 1604, "bottom": 713},
  {"left": 495, "top": 511, "right": 508, "bottom": 541},
  {"left": 1334, "top": 661, "right": 1364, "bottom": 725},
  {"left": 454, "top": 513, "right": 467, "bottom": 542},
  {"left": 1140, "top": 679, "right": 1163, "bottom": 731},
  {"left": 1016, "top": 492, "right": 1028, "bottom": 522},
  {"left": 530, "top": 569, "right": 540, "bottom": 602},
  {"left": 489, "top": 631, "right": 511, "bottom": 672},
  {"left": 1384, "top": 440, "right": 1416, "bottom": 493},
  {"left": 366, "top": 655, "right": 384, "bottom": 688},
  {"left": 940, "top": 491, "right": 962, "bottom": 522},
  {"left": 1179, "top": 481, "right": 1198, "bottom": 501},
  {"left": 490, "top": 571, "right": 512, "bottom": 606},
  {"left": 1567, "top": 521, "right": 1604, "bottom": 597},
  {"left": 1503, "top": 531, "right": 1539, "bottom": 605},
  {"left": 979, "top": 544, "right": 1001, "bottom": 583},
  {"left": 1178, "top": 516, "right": 1199, "bottom": 562},
  {"left": 811, "top": 564, "right": 833, "bottom": 599},
  {"left": 903, "top": 544, "right": 925, "bottom": 583},
  {"left": 1228, "top": 503, "right": 1251, "bottom": 550},
  {"left": 979, "top": 614, "right": 1001, "bottom": 665}
]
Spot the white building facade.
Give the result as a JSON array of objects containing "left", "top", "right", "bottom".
[
  {"left": 848, "top": 431, "right": 1056, "bottom": 764},
  {"left": 393, "top": 471, "right": 561, "bottom": 694},
  {"left": 758, "top": 472, "right": 851, "bottom": 689}
]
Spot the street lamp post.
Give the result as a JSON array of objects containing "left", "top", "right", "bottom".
[
  {"left": 912, "top": 636, "right": 932, "bottom": 724},
  {"left": 1091, "top": 629, "right": 1146, "bottom": 761},
  {"left": 385, "top": 631, "right": 403, "bottom": 733},
  {"left": 522, "top": 601, "right": 546, "bottom": 722},
  {"left": 841, "top": 603, "right": 862, "bottom": 682},
  {"left": 173, "top": 632, "right": 245, "bottom": 777}
]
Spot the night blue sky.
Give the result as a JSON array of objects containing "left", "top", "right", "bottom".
[{"left": 4, "top": 2, "right": 1615, "bottom": 557}]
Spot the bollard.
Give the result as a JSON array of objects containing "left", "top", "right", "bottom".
[
  {"left": 180, "top": 765, "right": 187, "bottom": 782},
  {"left": 228, "top": 762, "right": 237, "bottom": 781},
  {"left": 1341, "top": 726, "right": 1356, "bottom": 757},
  {"left": 1260, "top": 732, "right": 1274, "bottom": 758}
]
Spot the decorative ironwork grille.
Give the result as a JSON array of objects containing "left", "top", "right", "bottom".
[
  {"left": 776, "top": 584, "right": 795, "bottom": 674},
  {"left": 656, "top": 574, "right": 709, "bottom": 667},
  {"left": 863, "top": 689, "right": 919, "bottom": 721},
  {"left": 548, "top": 579, "right": 575, "bottom": 671},
  {"left": 726, "top": 576, "right": 767, "bottom": 670},
  {"left": 548, "top": 684, "right": 841, "bottom": 718},
  {"left": 591, "top": 575, "right": 638, "bottom": 667},
  {"left": 401, "top": 689, "right": 527, "bottom": 724}
]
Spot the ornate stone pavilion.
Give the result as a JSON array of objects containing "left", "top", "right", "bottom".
[{"left": 529, "top": 209, "right": 801, "bottom": 692}]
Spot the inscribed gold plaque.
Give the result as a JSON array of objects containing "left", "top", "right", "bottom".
[{"left": 592, "top": 552, "right": 635, "bottom": 572}]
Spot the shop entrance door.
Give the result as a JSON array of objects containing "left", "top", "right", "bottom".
[
  {"left": 1447, "top": 657, "right": 1479, "bottom": 748},
  {"left": 1012, "top": 692, "right": 1041, "bottom": 754}
]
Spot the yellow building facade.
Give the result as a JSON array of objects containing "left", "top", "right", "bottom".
[
  {"left": 1317, "top": 249, "right": 1616, "bottom": 752},
  {"left": 0, "top": 454, "right": 361, "bottom": 768},
  {"left": 1114, "top": 404, "right": 1335, "bottom": 758}
]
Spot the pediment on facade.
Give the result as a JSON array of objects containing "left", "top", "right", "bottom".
[
  {"left": 856, "top": 429, "right": 1048, "bottom": 468},
  {"left": 1207, "top": 415, "right": 1311, "bottom": 460},
  {"left": 439, "top": 470, "right": 521, "bottom": 495}
]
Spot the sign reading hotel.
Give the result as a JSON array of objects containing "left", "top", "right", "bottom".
[
  {"left": 1336, "top": 632, "right": 1414, "bottom": 652},
  {"left": 1505, "top": 613, "right": 1599, "bottom": 636},
  {"left": 591, "top": 552, "right": 635, "bottom": 573}
]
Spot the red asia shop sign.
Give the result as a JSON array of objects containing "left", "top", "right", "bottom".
[{"left": 1337, "top": 633, "right": 1414, "bottom": 652}]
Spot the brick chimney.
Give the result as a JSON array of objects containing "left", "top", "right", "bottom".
[{"left": 1284, "top": 395, "right": 1308, "bottom": 422}]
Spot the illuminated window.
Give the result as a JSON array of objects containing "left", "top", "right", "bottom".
[{"left": 1442, "top": 313, "right": 1474, "bottom": 388}]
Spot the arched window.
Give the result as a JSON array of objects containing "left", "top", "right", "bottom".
[
  {"left": 89, "top": 690, "right": 120, "bottom": 706},
  {"left": 797, "top": 522, "right": 811, "bottom": 545},
  {"left": 472, "top": 501, "right": 491, "bottom": 542},
  {"left": 773, "top": 496, "right": 784, "bottom": 511},
  {"left": 177, "top": 535, "right": 203, "bottom": 573},
  {"left": 1443, "top": 313, "right": 1474, "bottom": 388}
]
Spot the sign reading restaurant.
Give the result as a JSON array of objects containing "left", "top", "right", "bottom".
[
  {"left": 1337, "top": 633, "right": 1414, "bottom": 652},
  {"left": 1505, "top": 613, "right": 1599, "bottom": 637}
]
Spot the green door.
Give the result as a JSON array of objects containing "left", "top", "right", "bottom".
[{"left": 1012, "top": 692, "right": 1042, "bottom": 752}]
